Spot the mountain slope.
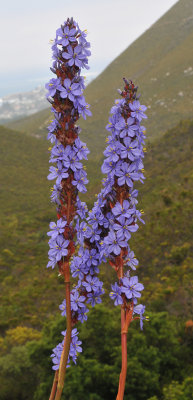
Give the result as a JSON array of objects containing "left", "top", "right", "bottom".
[
  {"left": 7, "top": 0, "right": 193, "bottom": 159},
  {"left": 0, "top": 117, "right": 193, "bottom": 331}
]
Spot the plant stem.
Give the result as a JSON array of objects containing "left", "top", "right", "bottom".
[
  {"left": 49, "top": 371, "right": 58, "bottom": 400},
  {"left": 116, "top": 303, "right": 134, "bottom": 400},
  {"left": 54, "top": 263, "right": 72, "bottom": 400},
  {"left": 116, "top": 306, "right": 127, "bottom": 400}
]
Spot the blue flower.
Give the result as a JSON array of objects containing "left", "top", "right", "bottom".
[
  {"left": 49, "top": 236, "right": 69, "bottom": 262},
  {"left": 112, "top": 200, "right": 135, "bottom": 219},
  {"left": 47, "top": 218, "right": 67, "bottom": 239},
  {"left": 115, "top": 162, "right": 139, "bottom": 187},
  {"left": 47, "top": 162, "right": 69, "bottom": 185},
  {"left": 114, "top": 216, "right": 138, "bottom": 240},
  {"left": 129, "top": 100, "right": 147, "bottom": 122},
  {"left": 57, "top": 25, "right": 77, "bottom": 47},
  {"left": 133, "top": 304, "right": 146, "bottom": 330},
  {"left": 62, "top": 45, "right": 87, "bottom": 68},
  {"left": 82, "top": 275, "right": 101, "bottom": 293},
  {"left": 70, "top": 290, "right": 86, "bottom": 312},
  {"left": 60, "top": 78, "right": 82, "bottom": 101},
  {"left": 127, "top": 250, "right": 139, "bottom": 270},
  {"left": 121, "top": 276, "right": 144, "bottom": 300},
  {"left": 104, "top": 230, "right": 127, "bottom": 255},
  {"left": 45, "top": 78, "right": 63, "bottom": 98},
  {"left": 110, "top": 282, "right": 123, "bottom": 306},
  {"left": 115, "top": 116, "right": 138, "bottom": 138}
]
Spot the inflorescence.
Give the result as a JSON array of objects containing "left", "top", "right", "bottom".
[
  {"left": 86, "top": 79, "right": 148, "bottom": 329},
  {"left": 46, "top": 17, "right": 147, "bottom": 375},
  {"left": 46, "top": 18, "right": 104, "bottom": 370}
]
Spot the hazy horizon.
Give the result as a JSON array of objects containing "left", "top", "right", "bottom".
[{"left": 0, "top": 0, "right": 178, "bottom": 97}]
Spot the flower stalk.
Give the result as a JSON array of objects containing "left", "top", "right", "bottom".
[
  {"left": 55, "top": 265, "right": 71, "bottom": 400},
  {"left": 88, "top": 78, "right": 147, "bottom": 399},
  {"left": 45, "top": 17, "right": 92, "bottom": 399}
]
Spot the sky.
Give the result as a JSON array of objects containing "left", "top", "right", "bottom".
[{"left": 0, "top": 0, "right": 178, "bottom": 97}]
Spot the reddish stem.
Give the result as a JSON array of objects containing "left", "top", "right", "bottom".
[
  {"left": 49, "top": 371, "right": 58, "bottom": 400},
  {"left": 116, "top": 304, "right": 134, "bottom": 400},
  {"left": 67, "top": 191, "right": 71, "bottom": 224},
  {"left": 118, "top": 307, "right": 127, "bottom": 400},
  {"left": 54, "top": 264, "right": 72, "bottom": 400}
]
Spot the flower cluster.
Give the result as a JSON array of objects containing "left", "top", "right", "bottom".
[
  {"left": 88, "top": 79, "right": 147, "bottom": 329},
  {"left": 45, "top": 18, "right": 95, "bottom": 370},
  {"left": 50, "top": 216, "right": 104, "bottom": 371},
  {"left": 51, "top": 328, "right": 82, "bottom": 370}
]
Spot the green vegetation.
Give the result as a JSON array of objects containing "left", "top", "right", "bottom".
[
  {"left": 0, "top": 307, "right": 192, "bottom": 400},
  {"left": 0, "top": 116, "right": 193, "bottom": 399},
  {"left": 1, "top": 2, "right": 193, "bottom": 397}
]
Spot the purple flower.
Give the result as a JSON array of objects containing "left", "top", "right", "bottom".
[
  {"left": 129, "top": 100, "right": 147, "bottom": 122},
  {"left": 71, "top": 290, "right": 86, "bottom": 312},
  {"left": 50, "top": 184, "right": 60, "bottom": 204},
  {"left": 45, "top": 78, "right": 63, "bottom": 98},
  {"left": 85, "top": 226, "right": 101, "bottom": 243},
  {"left": 57, "top": 26, "right": 77, "bottom": 46},
  {"left": 46, "top": 255, "right": 56, "bottom": 269},
  {"left": 51, "top": 342, "right": 64, "bottom": 370},
  {"left": 76, "top": 220, "right": 87, "bottom": 244},
  {"left": 110, "top": 282, "right": 123, "bottom": 306},
  {"left": 50, "top": 145, "right": 66, "bottom": 163},
  {"left": 112, "top": 200, "right": 135, "bottom": 219},
  {"left": 127, "top": 250, "right": 139, "bottom": 270},
  {"left": 115, "top": 162, "right": 139, "bottom": 187},
  {"left": 134, "top": 304, "right": 146, "bottom": 330},
  {"left": 103, "top": 143, "right": 120, "bottom": 162},
  {"left": 70, "top": 256, "right": 86, "bottom": 280},
  {"left": 72, "top": 170, "right": 88, "bottom": 192},
  {"left": 76, "top": 197, "right": 88, "bottom": 219},
  {"left": 62, "top": 45, "right": 86, "bottom": 68},
  {"left": 77, "top": 305, "right": 89, "bottom": 323},
  {"left": 47, "top": 218, "right": 67, "bottom": 239},
  {"left": 115, "top": 116, "right": 138, "bottom": 138},
  {"left": 82, "top": 275, "right": 101, "bottom": 293},
  {"left": 121, "top": 276, "right": 144, "bottom": 300},
  {"left": 76, "top": 98, "right": 92, "bottom": 119},
  {"left": 73, "top": 138, "right": 89, "bottom": 160},
  {"left": 49, "top": 236, "right": 69, "bottom": 262},
  {"left": 47, "top": 161, "right": 69, "bottom": 185},
  {"left": 60, "top": 78, "right": 82, "bottom": 101},
  {"left": 104, "top": 230, "right": 127, "bottom": 255},
  {"left": 114, "top": 216, "right": 138, "bottom": 240},
  {"left": 120, "top": 137, "right": 142, "bottom": 161},
  {"left": 51, "top": 328, "right": 82, "bottom": 370},
  {"left": 106, "top": 113, "right": 120, "bottom": 134},
  {"left": 63, "top": 150, "right": 83, "bottom": 172},
  {"left": 78, "top": 33, "right": 91, "bottom": 56},
  {"left": 87, "top": 290, "right": 103, "bottom": 306},
  {"left": 47, "top": 119, "right": 59, "bottom": 133}
]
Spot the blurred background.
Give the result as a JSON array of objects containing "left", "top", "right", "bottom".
[{"left": 0, "top": 1, "right": 193, "bottom": 399}]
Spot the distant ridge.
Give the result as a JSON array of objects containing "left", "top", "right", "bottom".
[{"left": 7, "top": 0, "right": 193, "bottom": 158}]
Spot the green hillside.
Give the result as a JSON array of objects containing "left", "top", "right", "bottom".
[
  {"left": 1, "top": 117, "right": 193, "bottom": 331},
  {"left": 0, "top": 118, "right": 193, "bottom": 399},
  {"left": 1, "top": 2, "right": 193, "bottom": 396},
  {"left": 0, "top": 125, "right": 101, "bottom": 330},
  {"left": 7, "top": 0, "right": 193, "bottom": 158}
]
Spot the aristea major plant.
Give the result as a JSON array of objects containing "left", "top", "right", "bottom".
[
  {"left": 88, "top": 79, "right": 148, "bottom": 400},
  {"left": 45, "top": 17, "right": 93, "bottom": 400}
]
